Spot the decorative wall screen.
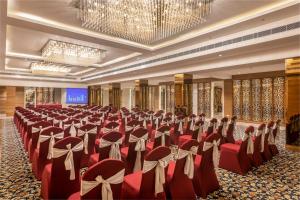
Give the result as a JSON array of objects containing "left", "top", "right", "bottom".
[
  {"left": 197, "top": 82, "right": 211, "bottom": 118},
  {"left": 233, "top": 76, "right": 285, "bottom": 122}
]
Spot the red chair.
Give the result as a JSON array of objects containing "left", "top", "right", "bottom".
[
  {"left": 225, "top": 116, "right": 237, "bottom": 144},
  {"left": 185, "top": 114, "right": 197, "bottom": 134},
  {"left": 147, "top": 125, "right": 171, "bottom": 151},
  {"left": 124, "top": 120, "right": 141, "bottom": 145},
  {"left": 41, "top": 137, "right": 84, "bottom": 199},
  {"left": 152, "top": 113, "right": 163, "bottom": 130},
  {"left": 170, "top": 115, "right": 185, "bottom": 145},
  {"left": 28, "top": 121, "right": 52, "bottom": 162},
  {"left": 121, "top": 127, "right": 149, "bottom": 174},
  {"left": 167, "top": 139, "right": 199, "bottom": 200},
  {"left": 217, "top": 117, "right": 229, "bottom": 144},
  {"left": 269, "top": 119, "right": 280, "bottom": 156},
  {"left": 122, "top": 146, "right": 172, "bottom": 199},
  {"left": 63, "top": 119, "right": 81, "bottom": 137},
  {"left": 250, "top": 123, "right": 265, "bottom": 167},
  {"left": 201, "top": 118, "right": 218, "bottom": 140},
  {"left": 32, "top": 126, "right": 64, "bottom": 180},
  {"left": 53, "top": 115, "right": 68, "bottom": 128},
  {"left": 100, "top": 121, "right": 120, "bottom": 137},
  {"left": 24, "top": 117, "right": 43, "bottom": 151},
  {"left": 219, "top": 126, "right": 253, "bottom": 175},
  {"left": 261, "top": 121, "right": 274, "bottom": 161},
  {"left": 89, "top": 131, "right": 123, "bottom": 167},
  {"left": 77, "top": 124, "right": 98, "bottom": 168},
  {"left": 192, "top": 133, "right": 220, "bottom": 198},
  {"left": 69, "top": 159, "right": 125, "bottom": 200}
]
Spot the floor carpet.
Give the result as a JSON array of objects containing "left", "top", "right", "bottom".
[{"left": 0, "top": 118, "right": 299, "bottom": 199}]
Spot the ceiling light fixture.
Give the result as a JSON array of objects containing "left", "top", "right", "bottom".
[
  {"left": 42, "top": 39, "right": 106, "bottom": 66},
  {"left": 77, "top": 0, "right": 215, "bottom": 44},
  {"left": 31, "top": 62, "right": 71, "bottom": 75}
]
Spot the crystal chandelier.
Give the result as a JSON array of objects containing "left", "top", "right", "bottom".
[
  {"left": 78, "top": 0, "right": 215, "bottom": 44},
  {"left": 42, "top": 40, "right": 106, "bottom": 66},
  {"left": 31, "top": 62, "right": 71, "bottom": 75}
]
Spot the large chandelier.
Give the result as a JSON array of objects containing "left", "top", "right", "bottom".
[
  {"left": 42, "top": 40, "right": 106, "bottom": 66},
  {"left": 78, "top": 0, "right": 215, "bottom": 44},
  {"left": 31, "top": 62, "right": 71, "bottom": 75}
]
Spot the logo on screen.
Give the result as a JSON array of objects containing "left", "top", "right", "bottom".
[{"left": 66, "top": 88, "right": 88, "bottom": 104}]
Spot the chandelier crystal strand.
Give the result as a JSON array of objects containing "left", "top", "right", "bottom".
[
  {"left": 31, "top": 62, "right": 71, "bottom": 73},
  {"left": 78, "top": 0, "right": 214, "bottom": 44},
  {"left": 42, "top": 39, "right": 106, "bottom": 66}
]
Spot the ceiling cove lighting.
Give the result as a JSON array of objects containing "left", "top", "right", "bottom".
[
  {"left": 31, "top": 62, "right": 72, "bottom": 75},
  {"left": 77, "top": 0, "right": 215, "bottom": 44},
  {"left": 42, "top": 40, "right": 106, "bottom": 66}
]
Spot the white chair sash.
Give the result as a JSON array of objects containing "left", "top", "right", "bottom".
[
  {"left": 80, "top": 169, "right": 125, "bottom": 200},
  {"left": 177, "top": 146, "right": 198, "bottom": 179},
  {"left": 196, "top": 125, "right": 204, "bottom": 142},
  {"left": 189, "top": 119, "right": 196, "bottom": 131},
  {"left": 38, "top": 131, "right": 64, "bottom": 159},
  {"left": 129, "top": 133, "right": 148, "bottom": 172},
  {"left": 78, "top": 127, "right": 98, "bottom": 154},
  {"left": 32, "top": 126, "right": 43, "bottom": 134},
  {"left": 176, "top": 119, "right": 184, "bottom": 134},
  {"left": 203, "top": 139, "right": 220, "bottom": 168},
  {"left": 52, "top": 142, "right": 84, "bottom": 180},
  {"left": 155, "top": 130, "right": 170, "bottom": 146},
  {"left": 27, "top": 120, "right": 35, "bottom": 126},
  {"left": 125, "top": 124, "right": 140, "bottom": 132},
  {"left": 99, "top": 138, "right": 123, "bottom": 160},
  {"left": 221, "top": 122, "right": 228, "bottom": 137},
  {"left": 242, "top": 132, "right": 254, "bottom": 154},
  {"left": 143, "top": 154, "right": 172, "bottom": 196},
  {"left": 267, "top": 128, "right": 275, "bottom": 145},
  {"left": 103, "top": 126, "right": 119, "bottom": 134},
  {"left": 64, "top": 122, "right": 81, "bottom": 137},
  {"left": 256, "top": 129, "right": 265, "bottom": 152}
]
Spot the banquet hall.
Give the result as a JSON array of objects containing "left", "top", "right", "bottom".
[{"left": 0, "top": 0, "right": 300, "bottom": 199}]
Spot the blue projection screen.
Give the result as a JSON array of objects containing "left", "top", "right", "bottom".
[{"left": 66, "top": 88, "right": 88, "bottom": 104}]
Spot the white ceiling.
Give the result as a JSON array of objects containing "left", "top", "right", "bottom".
[{"left": 0, "top": 0, "right": 299, "bottom": 86}]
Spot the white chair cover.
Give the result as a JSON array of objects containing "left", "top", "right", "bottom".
[
  {"left": 203, "top": 139, "right": 220, "bottom": 168},
  {"left": 143, "top": 154, "right": 172, "bottom": 196},
  {"left": 177, "top": 146, "right": 198, "bottom": 179},
  {"left": 99, "top": 138, "right": 123, "bottom": 160},
  {"left": 129, "top": 133, "right": 148, "bottom": 172},
  {"left": 64, "top": 122, "right": 81, "bottom": 137},
  {"left": 242, "top": 132, "right": 254, "bottom": 154},
  {"left": 78, "top": 127, "right": 98, "bottom": 154},
  {"left": 154, "top": 130, "right": 170, "bottom": 146},
  {"left": 256, "top": 128, "right": 266, "bottom": 152},
  {"left": 38, "top": 131, "right": 64, "bottom": 159},
  {"left": 80, "top": 169, "right": 125, "bottom": 200},
  {"left": 52, "top": 142, "right": 84, "bottom": 180},
  {"left": 125, "top": 124, "right": 140, "bottom": 132},
  {"left": 102, "top": 126, "right": 119, "bottom": 134}
]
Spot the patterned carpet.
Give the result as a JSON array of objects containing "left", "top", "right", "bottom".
[{"left": 0, "top": 118, "right": 299, "bottom": 199}]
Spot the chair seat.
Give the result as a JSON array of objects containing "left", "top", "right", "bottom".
[
  {"left": 68, "top": 192, "right": 80, "bottom": 200},
  {"left": 88, "top": 153, "right": 99, "bottom": 167},
  {"left": 146, "top": 142, "right": 154, "bottom": 152},
  {"left": 221, "top": 143, "right": 240, "bottom": 153},
  {"left": 121, "top": 146, "right": 129, "bottom": 157},
  {"left": 178, "top": 135, "right": 192, "bottom": 146},
  {"left": 122, "top": 171, "right": 143, "bottom": 198},
  {"left": 194, "top": 154, "right": 202, "bottom": 169}
]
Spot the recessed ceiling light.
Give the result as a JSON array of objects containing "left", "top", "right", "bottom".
[{"left": 218, "top": 54, "right": 222, "bottom": 57}]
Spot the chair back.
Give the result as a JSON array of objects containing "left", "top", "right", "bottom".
[
  {"left": 31, "top": 121, "right": 52, "bottom": 151},
  {"left": 140, "top": 146, "right": 171, "bottom": 199},
  {"left": 153, "top": 125, "right": 171, "bottom": 148},
  {"left": 98, "top": 131, "right": 123, "bottom": 161},
  {"left": 50, "top": 137, "right": 84, "bottom": 199},
  {"left": 78, "top": 124, "right": 98, "bottom": 155},
  {"left": 80, "top": 159, "right": 125, "bottom": 200}
]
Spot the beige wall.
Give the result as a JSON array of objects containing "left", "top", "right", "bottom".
[{"left": 0, "top": 86, "right": 24, "bottom": 116}]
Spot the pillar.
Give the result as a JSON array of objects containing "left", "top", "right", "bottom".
[
  {"left": 135, "top": 80, "right": 149, "bottom": 110},
  {"left": 174, "top": 74, "right": 193, "bottom": 115},
  {"left": 109, "top": 83, "right": 121, "bottom": 109}
]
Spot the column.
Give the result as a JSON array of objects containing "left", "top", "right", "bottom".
[
  {"left": 109, "top": 83, "right": 121, "bottom": 109},
  {"left": 174, "top": 74, "right": 193, "bottom": 115},
  {"left": 285, "top": 57, "right": 300, "bottom": 151},
  {"left": 135, "top": 80, "right": 149, "bottom": 110}
]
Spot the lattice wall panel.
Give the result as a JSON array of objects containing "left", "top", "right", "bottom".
[
  {"left": 251, "top": 79, "right": 262, "bottom": 121},
  {"left": 242, "top": 80, "right": 251, "bottom": 120},
  {"left": 233, "top": 80, "right": 242, "bottom": 119},
  {"left": 262, "top": 78, "right": 273, "bottom": 121},
  {"left": 197, "top": 83, "right": 205, "bottom": 115},
  {"left": 273, "top": 77, "right": 285, "bottom": 120},
  {"left": 204, "top": 83, "right": 211, "bottom": 118}
]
